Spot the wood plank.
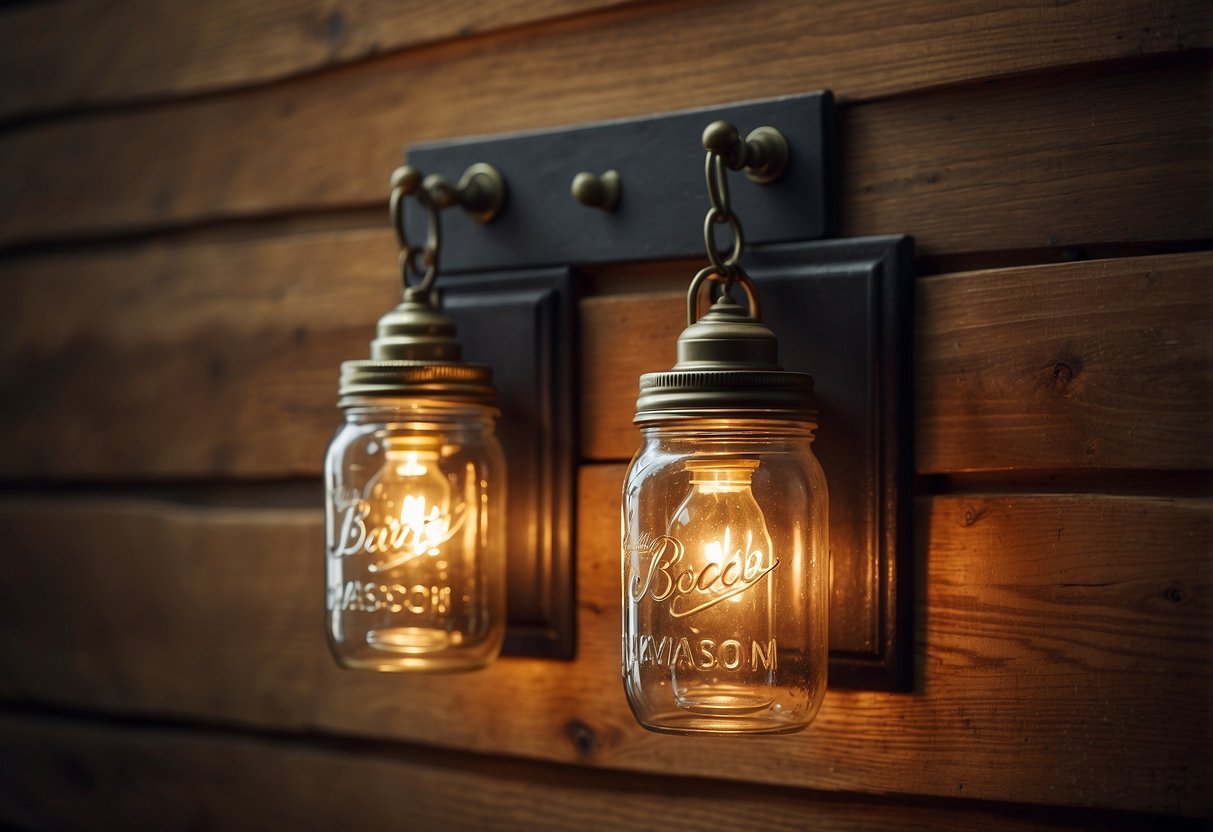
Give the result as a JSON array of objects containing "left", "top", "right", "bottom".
[
  {"left": 0, "top": 229, "right": 397, "bottom": 479},
  {"left": 915, "top": 254, "right": 1213, "bottom": 473},
  {"left": 0, "top": 715, "right": 1170, "bottom": 832},
  {"left": 584, "top": 251, "right": 1213, "bottom": 466},
  {"left": 0, "top": 0, "right": 641, "bottom": 122},
  {"left": 2, "top": 245, "right": 1208, "bottom": 477},
  {"left": 0, "top": 21, "right": 1207, "bottom": 247},
  {"left": 1, "top": 0, "right": 1204, "bottom": 124},
  {"left": 0, "top": 472, "right": 1208, "bottom": 815},
  {"left": 842, "top": 54, "right": 1210, "bottom": 259}
]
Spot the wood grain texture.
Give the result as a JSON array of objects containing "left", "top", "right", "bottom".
[
  {"left": 0, "top": 0, "right": 641, "bottom": 122},
  {"left": 581, "top": 252, "right": 1213, "bottom": 465},
  {"left": 1, "top": 0, "right": 1204, "bottom": 125},
  {"left": 1, "top": 715, "right": 1185, "bottom": 832},
  {"left": 3, "top": 245, "right": 1208, "bottom": 477},
  {"left": 0, "top": 472, "right": 1208, "bottom": 815},
  {"left": 0, "top": 20, "right": 1207, "bottom": 247},
  {"left": 915, "top": 254, "right": 1213, "bottom": 473},
  {"left": 841, "top": 54, "right": 1210, "bottom": 258},
  {"left": 0, "top": 229, "right": 397, "bottom": 479}
]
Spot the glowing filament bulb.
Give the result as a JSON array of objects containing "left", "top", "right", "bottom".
[
  {"left": 661, "top": 458, "right": 777, "bottom": 715},
  {"left": 365, "top": 445, "right": 464, "bottom": 573}
]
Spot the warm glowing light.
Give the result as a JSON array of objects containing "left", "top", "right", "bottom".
[
  {"left": 324, "top": 171, "right": 506, "bottom": 674},
  {"left": 364, "top": 448, "right": 465, "bottom": 572},
  {"left": 663, "top": 458, "right": 776, "bottom": 715}
]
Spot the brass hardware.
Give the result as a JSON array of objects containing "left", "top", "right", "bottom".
[
  {"left": 701, "top": 146, "right": 746, "bottom": 280},
  {"left": 701, "top": 120, "right": 789, "bottom": 184},
  {"left": 422, "top": 162, "right": 507, "bottom": 224},
  {"left": 687, "top": 265, "right": 760, "bottom": 328},
  {"left": 390, "top": 162, "right": 506, "bottom": 299},
  {"left": 571, "top": 170, "right": 621, "bottom": 211},
  {"left": 632, "top": 123, "right": 813, "bottom": 425},
  {"left": 391, "top": 165, "right": 441, "bottom": 298}
]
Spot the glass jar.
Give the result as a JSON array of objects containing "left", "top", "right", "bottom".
[
  {"left": 622, "top": 419, "right": 828, "bottom": 734},
  {"left": 326, "top": 398, "right": 506, "bottom": 672}
]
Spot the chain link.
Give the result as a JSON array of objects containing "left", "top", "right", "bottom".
[
  {"left": 390, "top": 168, "right": 440, "bottom": 299},
  {"left": 702, "top": 151, "right": 744, "bottom": 288}
]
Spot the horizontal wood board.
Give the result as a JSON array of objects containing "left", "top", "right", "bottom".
[
  {"left": 0, "top": 0, "right": 1207, "bottom": 825},
  {"left": 0, "top": 471, "right": 1208, "bottom": 815},
  {"left": 0, "top": 36, "right": 1207, "bottom": 249},
  {"left": 914, "top": 253, "right": 1213, "bottom": 472},
  {"left": 1, "top": 247, "right": 1207, "bottom": 477},
  {"left": 0, "top": 0, "right": 640, "bottom": 122},
  {"left": 584, "top": 251, "right": 1213, "bottom": 467},
  {"left": 1, "top": 714, "right": 1194, "bottom": 832},
  {"left": 0, "top": 0, "right": 1205, "bottom": 123}
]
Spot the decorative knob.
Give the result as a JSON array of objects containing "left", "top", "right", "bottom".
[{"left": 571, "top": 170, "right": 622, "bottom": 212}]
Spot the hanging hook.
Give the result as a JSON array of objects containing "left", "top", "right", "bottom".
[
  {"left": 693, "top": 118, "right": 790, "bottom": 319},
  {"left": 702, "top": 120, "right": 789, "bottom": 184},
  {"left": 422, "top": 162, "right": 507, "bottom": 224},
  {"left": 390, "top": 161, "right": 507, "bottom": 301}
]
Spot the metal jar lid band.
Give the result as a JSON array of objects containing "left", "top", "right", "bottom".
[
  {"left": 634, "top": 273, "right": 816, "bottom": 423},
  {"left": 337, "top": 297, "right": 496, "bottom": 405}
]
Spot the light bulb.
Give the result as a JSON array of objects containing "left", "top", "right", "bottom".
[
  {"left": 361, "top": 445, "right": 463, "bottom": 574},
  {"left": 664, "top": 459, "right": 777, "bottom": 715}
]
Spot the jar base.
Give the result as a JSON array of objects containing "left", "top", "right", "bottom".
[
  {"left": 334, "top": 651, "right": 494, "bottom": 674},
  {"left": 634, "top": 708, "right": 810, "bottom": 736},
  {"left": 329, "top": 626, "right": 501, "bottom": 673},
  {"left": 367, "top": 626, "right": 451, "bottom": 654},
  {"left": 674, "top": 683, "right": 772, "bottom": 716}
]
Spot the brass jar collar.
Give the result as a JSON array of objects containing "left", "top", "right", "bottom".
[
  {"left": 338, "top": 298, "right": 496, "bottom": 404},
  {"left": 634, "top": 291, "right": 816, "bottom": 423}
]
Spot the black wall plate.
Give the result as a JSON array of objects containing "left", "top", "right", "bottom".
[
  {"left": 440, "top": 269, "right": 577, "bottom": 659},
  {"left": 406, "top": 92, "right": 837, "bottom": 272},
  {"left": 748, "top": 236, "right": 914, "bottom": 691},
  {"left": 404, "top": 93, "right": 913, "bottom": 689}
]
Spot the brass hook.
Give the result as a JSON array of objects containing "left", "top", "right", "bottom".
[
  {"left": 571, "top": 170, "right": 621, "bottom": 212},
  {"left": 422, "top": 162, "right": 507, "bottom": 224},
  {"left": 701, "top": 120, "right": 789, "bottom": 184},
  {"left": 389, "top": 161, "right": 505, "bottom": 301}
]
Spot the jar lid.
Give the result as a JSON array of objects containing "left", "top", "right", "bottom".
[
  {"left": 338, "top": 296, "right": 496, "bottom": 404},
  {"left": 634, "top": 291, "right": 816, "bottom": 423}
]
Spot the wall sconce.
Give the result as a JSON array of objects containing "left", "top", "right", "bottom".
[
  {"left": 324, "top": 164, "right": 510, "bottom": 672},
  {"left": 621, "top": 123, "right": 828, "bottom": 734},
  {"left": 358, "top": 91, "right": 911, "bottom": 689}
]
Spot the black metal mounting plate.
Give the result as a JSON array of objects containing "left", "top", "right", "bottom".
[
  {"left": 747, "top": 235, "right": 914, "bottom": 691},
  {"left": 440, "top": 268, "right": 577, "bottom": 659},
  {"left": 405, "top": 95, "right": 913, "bottom": 690},
  {"left": 406, "top": 92, "right": 837, "bottom": 273}
]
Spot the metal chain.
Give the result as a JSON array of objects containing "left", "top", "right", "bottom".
[
  {"left": 390, "top": 166, "right": 440, "bottom": 300},
  {"left": 702, "top": 151, "right": 745, "bottom": 290}
]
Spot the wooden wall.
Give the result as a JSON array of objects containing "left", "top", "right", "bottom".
[{"left": 1, "top": 1, "right": 1210, "bottom": 828}]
